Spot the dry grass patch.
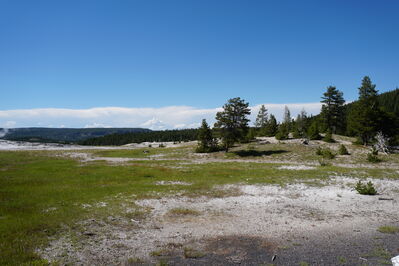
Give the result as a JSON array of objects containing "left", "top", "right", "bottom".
[
  {"left": 377, "top": 225, "right": 399, "bottom": 234},
  {"left": 167, "top": 208, "right": 201, "bottom": 216}
]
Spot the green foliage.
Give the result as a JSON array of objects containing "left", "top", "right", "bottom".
[
  {"left": 322, "top": 131, "right": 335, "bottom": 143},
  {"left": 347, "top": 76, "right": 381, "bottom": 145},
  {"left": 244, "top": 128, "right": 257, "bottom": 142},
  {"left": 81, "top": 129, "right": 199, "bottom": 145},
  {"left": 214, "top": 97, "right": 251, "bottom": 150},
  {"left": 355, "top": 180, "right": 377, "bottom": 195},
  {"left": 3, "top": 128, "right": 150, "bottom": 143},
  {"left": 367, "top": 153, "right": 381, "bottom": 163},
  {"left": 275, "top": 123, "right": 289, "bottom": 140},
  {"left": 315, "top": 147, "right": 335, "bottom": 159},
  {"left": 338, "top": 144, "right": 349, "bottom": 155},
  {"left": 263, "top": 114, "right": 278, "bottom": 136},
  {"left": 254, "top": 105, "right": 268, "bottom": 129},
  {"left": 292, "top": 109, "right": 308, "bottom": 138},
  {"left": 318, "top": 158, "right": 331, "bottom": 167},
  {"left": 320, "top": 86, "right": 345, "bottom": 134},
  {"left": 307, "top": 121, "right": 321, "bottom": 140},
  {"left": 377, "top": 226, "right": 399, "bottom": 234},
  {"left": 196, "top": 119, "right": 218, "bottom": 153}
]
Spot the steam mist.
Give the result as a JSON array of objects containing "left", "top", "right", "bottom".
[{"left": 0, "top": 128, "right": 9, "bottom": 138}]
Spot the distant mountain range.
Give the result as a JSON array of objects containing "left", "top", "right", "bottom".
[{"left": 0, "top": 128, "right": 151, "bottom": 143}]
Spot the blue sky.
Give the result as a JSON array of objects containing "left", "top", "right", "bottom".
[{"left": 0, "top": 0, "right": 398, "bottom": 128}]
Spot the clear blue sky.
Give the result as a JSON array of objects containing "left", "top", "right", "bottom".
[{"left": 1, "top": 0, "right": 398, "bottom": 110}]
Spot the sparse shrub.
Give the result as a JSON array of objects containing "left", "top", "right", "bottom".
[
  {"left": 322, "top": 149, "right": 335, "bottom": 159},
  {"left": 338, "top": 144, "right": 349, "bottom": 155},
  {"left": 318, "top": 159, "right": 331, "bottom": 166},
  {"left": 159, "top": 144, "right": 165, "bottom": 148},
  {"left": 322, "top": 131, "right": 335, "bottom": 143},
  {"left": 148, "top": 144, "right": 152, "bottom": 148},
  {"left": 355, "top": 180, "right": 377, "bottom": 195},
  {"left": 367, "top": 153, "right": 381, "bottom": 163},
  {"left": 316, "top": 147, "right": 335, "bottom": 159}
]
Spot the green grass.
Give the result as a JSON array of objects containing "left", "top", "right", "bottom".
[
  {"left": 0, "top": 142, "right": 398, "bottom": 265},
  {"left": 377, "top": 225, "right": 399, "bottom": 234},
  {"left": 167, "top": 208, "right": 200, "bottom": 216}
]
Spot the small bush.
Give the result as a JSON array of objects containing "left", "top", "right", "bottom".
[
  {"left": 195, "top": 145, "right": 221, "bottom": 153},
  {"left": 316, "top": 147, "right": 335, "bottom": 159},
  {"left": 318, "top": 159, "right": 331, "bottom": 167},
  {"left": 355, "top": 180, "right": 377, "bottom": 195},
  {"left": 159, "top": 144, "right": 165, "bottom": 148},
  {"left": 322, "top": 131, "right": 335, "bottom": 143},
  {"left": 367, "top": 153, "right": 381, "bottom": 163},
  {"left": 322, "top": 149, "right": 335, "bottom": 159},
  {"left": 338, "top": 144, "right": 349, "bottom": 155}
]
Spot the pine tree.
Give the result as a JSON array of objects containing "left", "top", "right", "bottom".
[
  {"left": 307, "top": 120, "right": 321, "bottom": 140},
  {"left": 214, "top": 97, "right": 251, "bottom": 151},
  {"left": 294, "top": 109, "right": 308, "bottom": 138},
  {"left": 264, "top": 114, "right": 278, "bottom": 136},
  {"left": 275, "top": 123, "right": 289, "bottom": 140},
  {"left": 347, "top": 76, "right": 380, "bottom": 145},
  {"left": 255, "top": 105, "right": 268, "bottom": 129},
  {"left": 283, "top": 106, "right": 291, "bottom": 125},
  {"left": 320, "top": 86, "right": 345, "bottom": 134},
  {"left": 196, "top": 119, "right": 216, "bottom": 153}
]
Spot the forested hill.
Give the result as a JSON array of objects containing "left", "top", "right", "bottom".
[
  {"left": 79, "top": 129, "right": 199, "bottom": 146},
  {"left": 377, "top": 88, "right": 399, "bottom": 115},
  {"left": 0, "top": 128, "right": 151, "bottom": 143}
]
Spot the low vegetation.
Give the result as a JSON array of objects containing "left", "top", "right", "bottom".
[
  {"left": 377, "top": 226, "right": 399, "bottom": 234},
  {"left": 338, "top": 144, "right": 349, "bottom": 155},
  {"left": 1, "top": 134, "right": 398, "bottom": 264},
  {"left": 355, "top": 180, "right": 377, "bottom": 195}
]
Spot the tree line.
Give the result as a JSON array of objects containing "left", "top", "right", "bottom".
[
  {"left": 80, "top": 76, "right": 398, "bottom": 148},
  {"left": 197, "top": 76, "right": 399, "bottom": 152},
  {"left": 80, "top": 129, "right": 198, "bottom": 145}
]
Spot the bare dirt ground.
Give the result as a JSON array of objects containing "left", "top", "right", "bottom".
[{"left": 40, "top": 177, "right": 399, "bottom": 265}]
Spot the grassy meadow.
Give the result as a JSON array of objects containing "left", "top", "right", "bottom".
[{"left": 0, "top": 138, "right": 398, "bottom": 265}]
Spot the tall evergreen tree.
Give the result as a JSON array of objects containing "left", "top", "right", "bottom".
[
  {"left": 347, "top": 76, "right": 380, "bottom": 144},
  {"left": 255, "top": 105, "right": 268, "bottom": 129},
  {"left": 320, "top": 86, "right": 345, "bottom": 134},
  {"left": 293, "top": 109, "right": 308, "bottom": 138},
  {"left": 264, "top": 114, "right": 278, "bottom": 136},
  {"left": 214, "top": 97, "right": 251, "bottom": 151},
  {"left": 283, "top": 106, "right": 291, "bottom": 125},
  {"left": 196, "top": 119, "right": 216, "bottom": 152}
]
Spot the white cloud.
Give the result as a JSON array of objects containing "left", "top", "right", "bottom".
[
  {"left": 140, "top": 118, "right": 168, "bottom": 130},
  {"left": 0, "top": 103, "right": 322, "bottom": 129}
]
